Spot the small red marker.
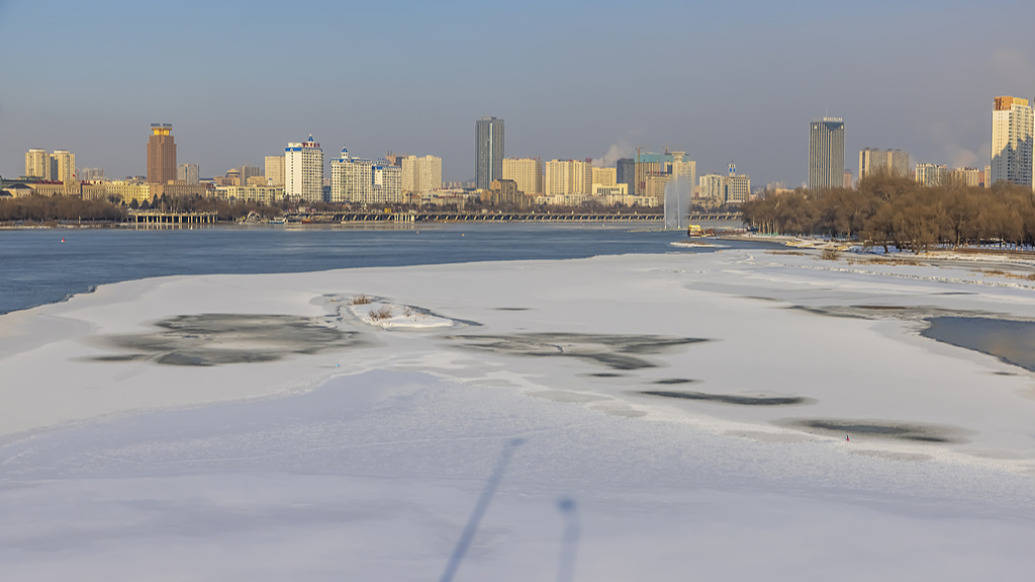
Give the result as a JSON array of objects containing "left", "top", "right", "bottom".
[{"left": 60, "top": 238, "right": 65, "bottom": 243}]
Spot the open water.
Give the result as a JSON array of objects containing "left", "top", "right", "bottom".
[{"left": 0, "top": 223, "right": 758, "bottom": 315}]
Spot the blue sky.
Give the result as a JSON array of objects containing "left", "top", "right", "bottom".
[{"left": 2, "top": 0, "right": 1034, "bottom": 185}]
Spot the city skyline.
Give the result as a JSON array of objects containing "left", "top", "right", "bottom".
[{"left": 2, "top": 1, "right": 1034, "bottom": 187}]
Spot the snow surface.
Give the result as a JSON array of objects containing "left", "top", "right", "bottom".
[{"left": 2, "top": 248, "right": 1035, "bottom": 580}]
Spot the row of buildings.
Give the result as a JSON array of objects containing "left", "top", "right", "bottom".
[{"left": 808, "top": 95, "right": 1035, "bottom": 191}]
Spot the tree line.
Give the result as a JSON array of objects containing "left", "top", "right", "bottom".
[{"left": 741, "top": 176, "right": 1035, "bottom": 251}]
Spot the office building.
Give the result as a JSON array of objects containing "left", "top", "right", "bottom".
[
  {"left": 808, "top": 117, "right": 845, "bottom": 189},
  {"left": 991, "top": 96, "right": 1034, "bottom": 187},
  {"left": 726, "top": 174, "right": 751, "bottom": 204},
  {"left": 177, "top": 163, "right": 200, "bottom": 185},
  {"left": 502, "top": 157, "right": 543, "bottom": 194},
  {"left": 544, "top": 159, "right": 592, "bottom": 195},
  {"left": 858, "top": 148, "right": 911, "bottom": 181},
  {"left": 915, "top": 162, "right": 950, "bottom": 187},
  {"left": 330, "top": 148, "right": 402, "bottom": 205},
  {"left": 147, "top": 123, "right": 177, "bottom": 183},
  {"left": 401, "top": 155, "right": 443, "bottom": 193},
  {"left": 265, "top": 155, "right": 285, "bottom": 186},
  {"left": 616, "top": 158, "right": 635, "bottom": 195},
  {"left": 475, "top": 116, "right": 504, "bottom": 189},
  {"left": 285, "top": 135, "right": 325, "bottom": 202}
]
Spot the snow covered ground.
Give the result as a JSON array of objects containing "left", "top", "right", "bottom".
[{"left": 2, "top": 247, "right": 1035, "bottom": 580}]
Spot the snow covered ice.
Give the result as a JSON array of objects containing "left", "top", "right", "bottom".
[{"left": 2, "top": 247, "right": 1035, "bottom": 580}]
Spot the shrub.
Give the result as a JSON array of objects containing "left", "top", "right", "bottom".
[
  {"left": 351, "top": 294, "right": 372, "bottom": 305},
  {"left": 369, "top": 306, "right": 393, "bottom": 320}
]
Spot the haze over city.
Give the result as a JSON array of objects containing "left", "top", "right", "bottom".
[{"left": 3, "top": 0, "right": 1035, "bottom": 185}]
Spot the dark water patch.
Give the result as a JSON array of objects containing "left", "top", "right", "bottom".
[
  {"left": 994, "top": 371, "right": 1018, "bottom": 376},
  {"left": 495, "top": 307, "right": 531, "bottom": 311},
  {"left": 446, "top": 333, "right": 708, "bottom": 370},
  {"left": 642, "top": 390, "right": 810, "bottom": 406},
  {"left": 586, "top": 372, "right": 624, "bottom": 378},
  {"left": 921, "top": 316, "right": 1035, "bottom": 373},
  {"left": 782, "top": 419, "right": 965, "bottom": 443},
  {"left": 93, "top": 313, "right": 362, "bottom": 366},
  {"left": 652, "top": 378, "right": 697, "bottom": 385},
  {"left": 851, "top": 305, "right": 907, "bottom": 310}
]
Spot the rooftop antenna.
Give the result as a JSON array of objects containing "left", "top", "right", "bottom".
[{"left": 438, "top": 438, "right": 525, "bottom": 582}]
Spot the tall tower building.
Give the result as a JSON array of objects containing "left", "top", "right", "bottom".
[
  {"left": 544, "top": 159, "right": 592, "bottom": 195},
  {"left": 502, "top": 157, "right": 543, "bottom": 194},
  {"left": 475, "top": 116, "right": 504, "bottom": 190},
  {"left": 616, "top": 158, "right": 636, "bottom": 195},
  {"left": 147, "top": 123, "right": 177, "bottom": 184},
  {"left": 991, "top": 96, "right": 1034, "bottom": 188},
  {"left": 265, "top": 155, "right": 285, "bottom": 186},
  {"left": 285, "top": 135, "right": 325, "bottom": 202},
  {"left": 177, "top": 163, "right": 200, "bottom": 184},
  {"left": 25, "top": 149, "right": 51, "bottom": 179},
  {"left": 808, "top": 117, "right": 845, "bottom": 190}
]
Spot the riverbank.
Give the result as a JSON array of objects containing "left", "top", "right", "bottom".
[{"left": 2, "top": 246, "right": 1034, "bottom": 578}]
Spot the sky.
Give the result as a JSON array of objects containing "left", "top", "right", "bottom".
[{"left": 2, "top": 0, "right": 1035, "bottom": 186}]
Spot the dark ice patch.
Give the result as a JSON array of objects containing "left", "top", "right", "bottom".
[
  {"left": 446, "top": 333, "right": 708, "bottom": 370},
  {"left": 782, "top": 419, "right": 965, "bottom": 443},
  {"left": 641, "top": 390, "right": 810, "bottom": 406},
  {"left": 92, "top": 313, "right": 363, "bottom": 366}
]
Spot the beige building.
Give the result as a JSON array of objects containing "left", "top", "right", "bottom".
[
  {"left": 264, "top": 155, "right": 285, "bottom": 186},
  {"left": 51, "top": 150, "right": 75, "bottom": 184},
  {"left": 858, "top": 148, "right": 911, "bottom": 181},
  {"left": 502, "top": 157, "right": 543, "bottom": 194},
  {"left": 216, "top": 185, "right": 284, "bottom": 204},
  {"left": 592, "top": 183, "right": 627, "bottom": 195},
  {"left": 991, "top": 96, "right": 1034, "bottom": 187},
  {"left": 949, "top": 167, "right": 983, "bottom": 187},
  {"left": 401, "top": 155, "right": 443, "bottom": 194},
  {"left": 915, "top": 163, "right": 950, "bottom": 187},
  {"left": 25, "top": 149, "right": 52, "bottom": 179},
  {"left": 544, "top": 159, "right": 592, "bottom": 195},
  {"left": 591, "top": 167, "right": 617, "bottom": 188}
]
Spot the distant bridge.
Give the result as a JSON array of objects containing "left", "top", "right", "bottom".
[
  {"left": 129, "top": 210, "right": 218, "bottom": 227},
  {"left": 294, "top": 211, "right": 742, "bottom": 223}
]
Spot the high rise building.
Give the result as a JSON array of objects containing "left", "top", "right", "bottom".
[
  {"left": 177, "top": 163, "right": 200, "bottom": 184},
  {"left": 50, "top": 150, "right": 75, "bottom": 183},
  {"left": 330, "top": 148, "right": 402, "bottom": 205},
  {"left": 239, "top": 165, "right": 262, "bottom": 185},
  {"left": 401, "top": 155, "right": 443, "bottom": 193},
  {"left": 502, "top": 157, "right": 543, "bottom": 194},
  {"left": 544, "top": 159, "right": 592, "bottom": 195},
  {"left": 808, "top": 117, "right": 845, "bottom": 190},
  {"left": 147, "top": 123, "right": 177, "bottom": 184},
  {"left": 285, "top": 135, "right": 325, "bottom": 202},
  {"left": 24, "top": 149, "right": 51, "bottom": 179},
  {"left": 634, "top": 150, "right": 695, "bottom": 201},
  {"left": 616, "top": 158, "right": 636, "bottom": 195},
  {"left": 915, "top": 162, "right": 950, "bottom": 187},
  {"left": 726, "top": 174, "right": 751, "bottom": 204},
  {"left": 858, "top": 148, "right": 910, "bottom": 181},
  {"left": 991, "top": 96, "right": 1034, "bottom": 187},
  {"left": 475, "top": 116, "right": 504, "bottom": 189},
  {"left": 265, "top": 155, "right": 285, "bottom": 186}
]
